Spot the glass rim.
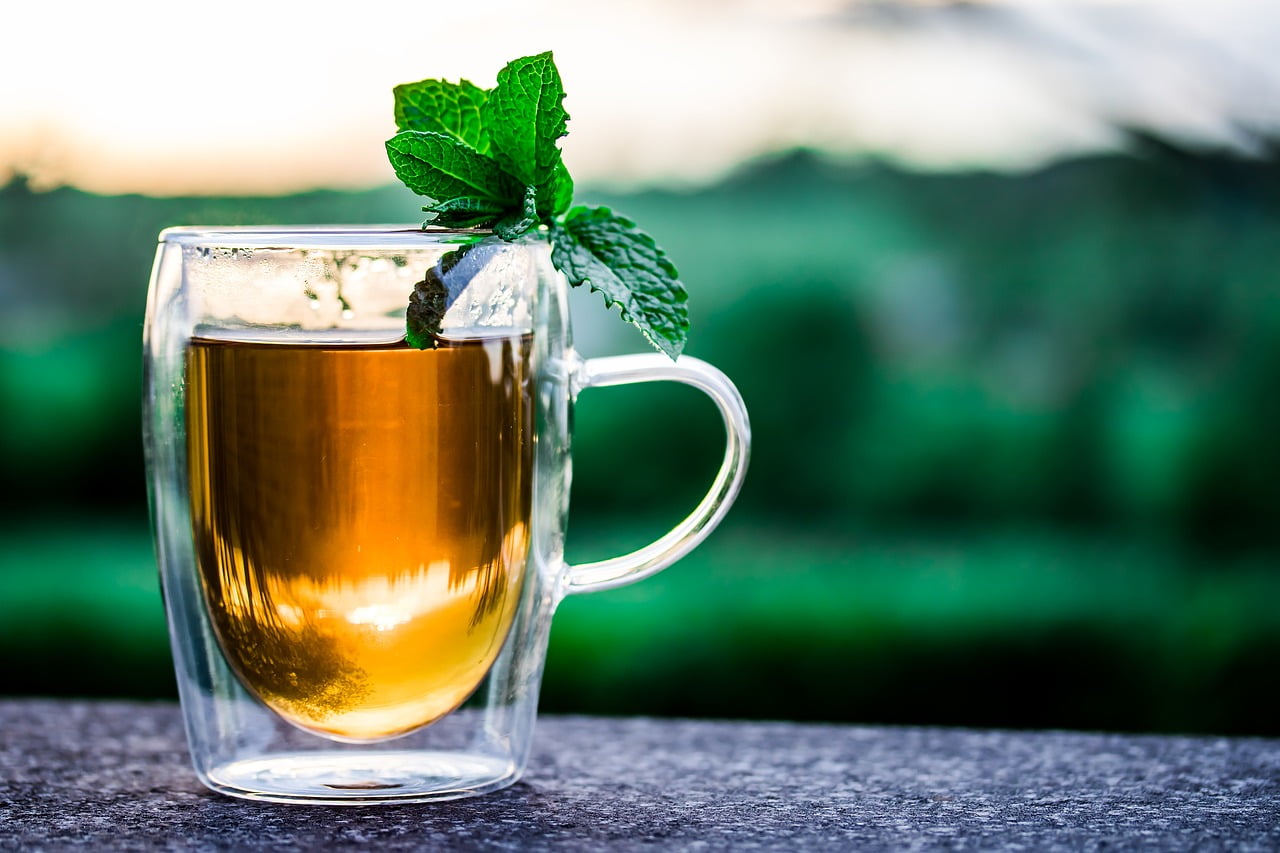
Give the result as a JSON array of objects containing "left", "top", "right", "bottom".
[{"left": 158, "top": 224, "right": 497, "bottom": 250}]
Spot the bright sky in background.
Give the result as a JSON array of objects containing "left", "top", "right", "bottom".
[{"left": 3, "top": 0, "right": 1278, "bottom": 195}]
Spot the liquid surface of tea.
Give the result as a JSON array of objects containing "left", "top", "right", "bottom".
[{"left": 186, "top": 333, "right": 532, "bottom": 741}]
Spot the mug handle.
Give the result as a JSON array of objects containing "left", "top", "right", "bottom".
[{"left": 564, "top": 354, "right": 751, "bottom": 594}]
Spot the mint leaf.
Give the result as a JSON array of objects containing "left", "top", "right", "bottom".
[
  {"left": 406, "top": 256, "right": 452, "bottom": 349},
  {"left": 484, "top": 52, "right": 568, "bottom": 190},
  {"left": 405, "top": 243, "right": 506, "bottom": 348},
  {"left": 426, "top": 196, "right": 506, "bottom": 229},
  {"left": 393, "top": 79, "right": 491, "bottom": 154},
  {"left": 495, "top": 186, "right": 539, "bottom": 241},
  {"left": 538, "top": 160, "right": 574, "bottom": 219},
  {"left": 551, "top": 206, "right": 689, "bottom": 359},
  {"left": 386, "top": 131, "right": 520, "bottom": 206}
]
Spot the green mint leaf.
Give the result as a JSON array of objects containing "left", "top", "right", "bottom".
[
  {"left": 393, "top": 79, "right": 491, "bottom": 154},
  {"left": 429, "top": 210, "right": 500, "bottom": 230},
  {"left": 537, "top": 160, "right": 574, "bottom": 219},
  {"left": 551, "top": 206, "right": 689, "bottom": 360},
  {"left": 425, "top": 196, "right": 506, "bottom": 229},
  {"left": 495, "top": 186, "right": 538, "bottom": 241},
  {"left": 483, "top": 52, "right": 568, "bottom": 190},
  {"left": 386, "top": 131, "right": 520, "bottom": 206}
]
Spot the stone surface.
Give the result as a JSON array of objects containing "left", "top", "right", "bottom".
[{"left": 0, "top": 700, "right": 1277, "bottom": 851}]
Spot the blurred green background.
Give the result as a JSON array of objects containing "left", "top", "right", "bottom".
[{"left": 3, "top": 136, "right": 1278, "bottom": 735}]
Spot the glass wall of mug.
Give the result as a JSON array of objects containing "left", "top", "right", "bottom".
[{"left": 143, "top": 226, "right": 749, "bottom": 804}]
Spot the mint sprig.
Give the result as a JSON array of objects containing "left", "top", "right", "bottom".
[{"left": 386, "top": 51, "right": 688, "bottom": 359}]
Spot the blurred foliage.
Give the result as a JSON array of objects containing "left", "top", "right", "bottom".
[{"left": 2, "top": 140, "right": 1278, "bottom": 734}]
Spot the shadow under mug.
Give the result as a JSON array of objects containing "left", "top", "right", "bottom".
[{"left": 142, "top": 227, "right": 750, "bottom": 804}]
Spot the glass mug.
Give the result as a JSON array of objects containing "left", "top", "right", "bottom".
[{"left": 142, "top": 226, "right": 750, "bottom": 804}]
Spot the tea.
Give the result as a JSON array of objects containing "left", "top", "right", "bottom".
[{"left": 185, "top": 333, "right": 532, "bottom": 741}]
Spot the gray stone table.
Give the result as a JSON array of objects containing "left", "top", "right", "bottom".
[{"left": 1, "top": 700, "right": 1277, "bottom": 851}]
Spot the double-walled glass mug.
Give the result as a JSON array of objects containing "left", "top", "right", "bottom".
[{"left": 142, "top": 226, "right": 749, "bottom": 804}]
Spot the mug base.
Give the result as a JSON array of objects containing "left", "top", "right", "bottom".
[{"left": 201, "top": 750, "right": 518, "bottom": 805}]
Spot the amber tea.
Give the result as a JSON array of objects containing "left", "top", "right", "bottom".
[{"left": 185, "top": 332, "right": 532, "bottom": 741}]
